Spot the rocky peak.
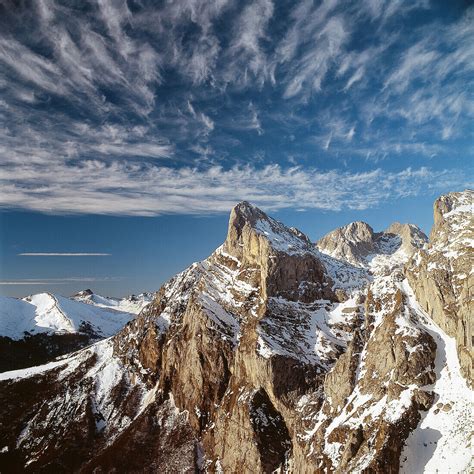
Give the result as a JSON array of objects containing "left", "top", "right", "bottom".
[
  {"left": 384, "top": 222, "right": 427, "bottom": 254},
  {"left": 225, "top": 201, "right": 315, "bottom": 258},
  {"left": 431, "top": 189, "right": 473, "bottom": 241},
  {"left": 223, "top": 201, "right": 334, "bottom": 302},
  {"left": 406, "top": 189, "right": 473, "bottom": 386},
  {"left": 229, "top": 200, "right": 267, "bottom": 226},
  {"left": 318, "top": 219, "right": 428, "bottom": 269},
  {"left": 317, "top": 221, "right": 376, "bottom": 267}
]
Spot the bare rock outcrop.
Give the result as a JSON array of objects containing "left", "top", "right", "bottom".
[
  {"left": 317, "top": 221, "right": 377, "bottom": 267},
  {"left": 317, "top": 220, "right": 427, "bottom": 269},
  {"left": 406, "top": 190, "right": 473, "bottom": 386}
]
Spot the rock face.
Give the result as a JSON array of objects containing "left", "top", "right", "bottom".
[
  {"left": 406, "top": 190, "right": 473, "bottom": 386},
  {"left": 317, "top": 220, "right": 427, "bottom": 268},
  {"left": 0, "top": 192, "right": 472, "bottom": 473},
  {"left": 317, "top": 221, "right": 377, "bottom": 266}
]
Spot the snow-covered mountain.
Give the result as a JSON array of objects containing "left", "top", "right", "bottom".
[
  {"left": 0, "top": 191, "right": 472, "bottom": 473},
  {"left": 72, "top": 289, "right": 153, "bottom": 315},
  {"left": 1, "top": 292, "right": 134, "bottom": 340},
  {"left": 316, "top": 220, "right": 428, "bottom": 268},
  {"left": 0, "top": 292, "right": 136, "bottom": 371}
]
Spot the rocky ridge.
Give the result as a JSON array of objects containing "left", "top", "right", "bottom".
[
  {"left": 0, "top": 191, "right": 472, "bottom": 473},
  {"left": 405, "top": 190, "right": 473, "bottom": 386}
]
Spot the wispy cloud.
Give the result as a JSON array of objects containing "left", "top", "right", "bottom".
[
  {"left": 18, "top": 253, "right": 111, "bottom": 257},
  {"left": 1, "top": 160, "right": 469, "bottom": 215},
  {"left": 0, "top": 277, "right": 122, "bottom": 285},
  {"left": 0, "top": 0, "right": 471, "bottom": 217}
]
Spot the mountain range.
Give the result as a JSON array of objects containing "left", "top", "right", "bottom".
[
  {"left": 0, "top": 190, "right": 472, "bottom": 473},
  {"left": 0, "top": 291, "right": 152, "bottom": 371}
]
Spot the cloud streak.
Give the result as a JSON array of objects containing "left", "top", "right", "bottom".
[
  {"left": 0, "top": 277, "right": 122, "bottom": 285},
  {"left": 18, "top": 253, "right": 111, "bottom": 257}
]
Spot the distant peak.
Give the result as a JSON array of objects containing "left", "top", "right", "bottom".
[
  {"left": 317, "top": 221, "right": 376, "bottom": 266},
  {"left": 321, "top": 221, "right": 374, "bottom": 244},
  {"left": 73, "top": 289, "right": 94, "bottom": 297},
  {"left": 345, "top": 221, "right": 374, "bottom": 236},
  {"left": 385, "top": 222, "right": 427, "bottom": 239}
]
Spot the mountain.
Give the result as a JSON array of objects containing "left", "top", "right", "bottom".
[
  {"left": 316, "top": 220, "right": 428, "bottom": 268},
  {"left": 0, "top": 191, "right": 472, "bottom": 473},
  {"left": 72, "top": 289, "right": 153, "bottom": 315},
  {"left": 0, "top": 293, "right": 135, "bottom": 371}
]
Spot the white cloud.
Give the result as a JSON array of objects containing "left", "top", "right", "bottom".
[
  {"left": 0, "top": 161, "right": 468, "bottom": 216},
  {"left": 346, "top": 126, "right": 355, "bottom": 141},
  {"left": 377, "top": 11, "right": 474, "bottom": 139},
  {"left": 282, "top": 15, "right": 348, "bottom": 98},
  {"left": 18, "top": 253, "right": 111, "bottom": 257},
  {"left": 0, "top": 277, "right": 122, "bottom": 285}
]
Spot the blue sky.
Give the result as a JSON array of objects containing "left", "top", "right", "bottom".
[{"left": 0, "top": 0, "right": 472, "bottom": 297}]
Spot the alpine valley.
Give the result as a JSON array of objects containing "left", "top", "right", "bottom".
[{"left": 0, "top": 190, "right": 472, "bottom": 473}]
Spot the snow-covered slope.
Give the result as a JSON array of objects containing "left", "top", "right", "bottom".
[
  {"left": 72, "top": 289, "right": 153, "bottom": 315},
  {"left": 399, "top": 280, "right": 472, "bottom": 473},
  {"left": 0, "top": 293, "right": 134, "bottom": 340},
  {"left": 0, "top": 297, "right": 38, "bottom": 340}
]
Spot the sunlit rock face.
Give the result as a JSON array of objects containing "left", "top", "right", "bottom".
[
  {"left": 0, "top": 191, "right": 472, "bottom": 473},
  {"left": 406, "top": 190, "right": 473, "bottom": 387}
]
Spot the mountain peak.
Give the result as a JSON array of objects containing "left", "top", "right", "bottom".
[
  {"left": 385, "top": 222, "right": 427, "bottom": 252},
  {"left": 226, "top": 201, "right": 314, "bottom": 258},
  {"left": 222, "top": 201, "right": 333, "bottom": 302},
  {"left": 229, "top": 201, "right": 268, "bottom": 228},
  {"left": 317, "top": 220, "right": 376, "bottom": 266},
  {"left": 317, "top": 219, "right": 427, "bottom": 267},
  {"left": 431, "top": 189, "right": 473, "bottom": 240},
  {"left": 73, "top": 289, "right": 94, "bottom": 298}
]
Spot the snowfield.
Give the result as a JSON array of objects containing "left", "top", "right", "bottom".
[
  {"left": 0, "top": 292, "right": 135, "bottom": 340},
  {"left": 72, "top": 290, "right": 153, "bottom": 315},
  {"left": 400, "top": 280, "right": 473, "bottom": 474}
]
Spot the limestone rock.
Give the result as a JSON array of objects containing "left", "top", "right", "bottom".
[{"left": 406, "top": 190, "right": 473, "bottom": 386}]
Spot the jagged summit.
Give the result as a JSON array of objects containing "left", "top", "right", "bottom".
[
  {"left": 317, "top": 221, "right": 375, "bottom": 266},
  {"left": 384, "top": 222, "right": 427, "bottom": 254},
  {"left": 222, "top": 201, "right": 334, "bottom": 303},
  {"left": 231, "top": 200, "right": 266, "bottom": 222},
  {"left": 317, "top": 218, "right": 428, "bottom": 268},
  {"left": 407, "top": 189, "right": 473, "bottom": 385},
  {"left": 226, "top": 201, "right": 315, "bottom": 258},
  {"left": 431, "top": 189, "right": 473, "bottom": 240}
]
